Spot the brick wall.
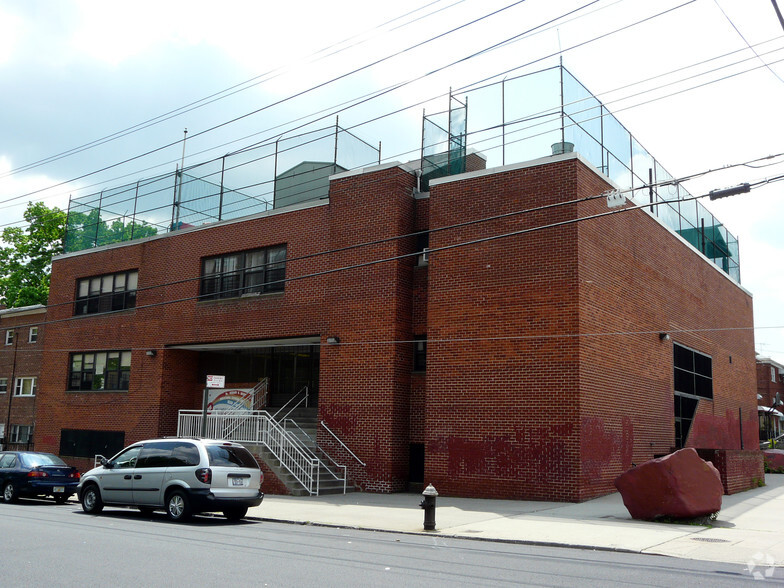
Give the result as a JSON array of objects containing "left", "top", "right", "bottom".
[
  {"left": 33, "top": 155, "right": 757, "bottom": 502},
  {"left": 422, "top": 156, "right": 756, "bottom": 501},
  {"left": 699, "top": 449, "right": 765, "bottom": 494},
  {"left": 0, "top": 307, "right": 45, "bottom": 449}
]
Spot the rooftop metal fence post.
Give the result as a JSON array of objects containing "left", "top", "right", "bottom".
[
  {"left": 95, "top": 190, "right": 103, "bottom": 247},
  {"left": 131, "top": 180, "right": 140, "bottom": 240},
  {"left": 218, "top": 155, "right": 226, "bottom": 221}
]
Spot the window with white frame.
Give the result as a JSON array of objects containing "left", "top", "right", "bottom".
[
  {"left": 10, "top": 424, "right": 32, "bottom": 444},
  {"left": 0, "top": 378, "right": 7, "bottom": 393},
  {"left": 5, "top": 330, "right": 13, "bottom": 345},
  {"left": 29, "top": 326, "right": 38, "bottom": 343},
  {"left": 14, "top": 377, "right": 37, "bottom": 396},
  {"left": 773, "top": 367, "right": 777, "bottom": 383}
]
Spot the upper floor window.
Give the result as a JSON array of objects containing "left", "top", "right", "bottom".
[
  {"left": 413, "top": 335, "right": 427, "bottom": 372},
  {"left": 75, "top": 270, "right": 138, "bottom": 316},
  {"left": 0, "top": 378, "right": 7, "bottom": 393},
  {"left": 28, "top": 326, "right": 38, "bottom": 344},
  {"left": 69, "top": 351, "right": 132, "bottom": 391},
  {"left": 14, "top": 377, "right": 37, "bottom": 397},
  {"left": 200, "top": 245, "right": 286, "bottom": 300},
  {"left": 773, "top": 367, "right": 777, "bottom": 383},
  {"left": 5, "top": 330, "right": 13, "bottom": 345}
]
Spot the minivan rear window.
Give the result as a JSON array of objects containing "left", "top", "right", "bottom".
[{"left": 206, "top": 445, "right": 259, "bottom": 469}]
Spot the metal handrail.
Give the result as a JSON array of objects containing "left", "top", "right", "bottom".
[
  {"left": 320, "top": 420, "right": 366, "bottom": 467},
  {"left": 272, "top": 385, "right": 309, "bottom": 421},
  {"left": 252, "top": 378, "right": 270, "bottom": 410},
  {"left": 178, "top": 409, "right": 319, "bottom": 494},
  {"left": 213, "top": 378, "right": 270, "bottom": 439},
  {"left": 284, "top": 418, "right": 346, "bottom": 487}
]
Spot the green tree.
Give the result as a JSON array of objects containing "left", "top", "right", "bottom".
[
  {"left": 0, "top": 201, "right": 66, "bottom": 307},
  {"left": 64, "top": 208, "right": 158, "bottom": 252}
]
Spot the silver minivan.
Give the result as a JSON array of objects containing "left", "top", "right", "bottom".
[{"left": 77, "top": 438, "right": 263, "bottom": 522}]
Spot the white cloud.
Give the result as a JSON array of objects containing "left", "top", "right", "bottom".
[{"left": 0, "top": 7, "right": 23, "bottom": 66}]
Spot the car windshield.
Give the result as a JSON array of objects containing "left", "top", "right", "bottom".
[
  {"left": 22, "top": 453, "right": 67, "bottom": 467},
  {"left": 206, "top": 445, "right": 259, "bottom": 468}
]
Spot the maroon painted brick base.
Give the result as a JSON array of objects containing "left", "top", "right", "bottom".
[{"left": 698, "top": 449, "right": 765, "bottom": 495}]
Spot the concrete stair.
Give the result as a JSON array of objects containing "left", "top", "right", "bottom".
[{"left": 252, "top": 407, "right": 352, "bottom": 496}]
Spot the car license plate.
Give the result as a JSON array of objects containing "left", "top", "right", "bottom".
[
  {"left": 54, "top": 486, "right": 65, "bottom": 493},
  {"left": 231, "top": 478, "right": 245, "bottom": 487}
]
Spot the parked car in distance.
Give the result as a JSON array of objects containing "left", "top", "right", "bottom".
[
  {"left": 77, "top": 437, "right": 264, "bottom": 522},
  {"left": 0, "top": 451, "right": 81, "bottom": 504}
]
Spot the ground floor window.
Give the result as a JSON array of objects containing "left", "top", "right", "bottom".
[
  {"left": 673, "top": 343, "right": 713, "bottom": 449},
  {"left": 59, "top": 429, "right": 126, "bottom": 458},
  {"left": 0, "top": 378, "right": 7, "bottom": 393},
  {"left": 10, "top": 424, "right": 32, "bottom": 444},
  {"left": 69, "top": 351, "right": 131, "bottom": 391}
]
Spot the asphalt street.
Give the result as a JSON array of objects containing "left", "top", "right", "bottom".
[{"left": 0, "top": 499, "right": 776, "bottom": 586}]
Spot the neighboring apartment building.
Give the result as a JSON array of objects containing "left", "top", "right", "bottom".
[
  {"left": 757, "top": 355, "right": 784, "bottom": 441},
  {"left": 0, "top": 305, "right": 45, "bottom": 450}
]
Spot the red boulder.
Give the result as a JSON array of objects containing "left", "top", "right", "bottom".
[
  {"left": 764, "top": 449, "right": 784, "bottom": 471},
  {"left": 614, "top": 448, "right": 723, "bottom": 521}
]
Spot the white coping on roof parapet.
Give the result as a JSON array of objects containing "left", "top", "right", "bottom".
[
  {"left": 0, "top": 304, "right": 46, "bottom": 318},
  {"left": 427, "top": 151, "right": 750, "bottom": 295},
  {"left": 329, "top": 161, "right": 416, "bottom": 181},
  {"left": 428, "top": 151, "right": 604, "bottom": 187}
]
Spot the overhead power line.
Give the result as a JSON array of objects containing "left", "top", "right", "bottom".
[
  {"left": 0, "top": 0, "right": 463, "bottom": 181},
  {"left": 0, "top": 161, "right": 778, "bottom": 336},
  {"left": 2, "top": 0, "right": 689, "bottom": 210}
]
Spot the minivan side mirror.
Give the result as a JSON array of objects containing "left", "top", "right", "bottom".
[{"left": 100, "top": 457, "right": 113, "bottom": 469}]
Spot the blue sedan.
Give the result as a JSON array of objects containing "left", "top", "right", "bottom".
[{"left": 0, "top": 451, "right": 80, "bottom": 504}]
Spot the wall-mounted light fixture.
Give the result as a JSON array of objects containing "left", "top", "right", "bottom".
[
  {"left": 146, "top": 349, "right": 157, "bottom": 357},
  {"left": 659, "top": 333, "right": 670, "bottom": 342},
  {"left": 326, "top": 336, "right": 340, "bottom": 345}
]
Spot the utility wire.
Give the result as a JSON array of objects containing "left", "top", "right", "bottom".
[
  {"left": 2, "top": 5, "right": 778, "bottom": 234},
  {"left": 712, "top": 0, "right": 784, "bottom": 85},
  {"left": 0, "top": 0, "right": 539, "bottom": 206},
  {"left": 0, "top": 164, "right": 777, "bottom": 335},
  {"left": 0, "top": 0, "right": 462, "bottom": 181}
]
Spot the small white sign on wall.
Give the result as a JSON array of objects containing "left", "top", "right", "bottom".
[{"left": 206, "top": 375, "right": 226, "bottom": 389}]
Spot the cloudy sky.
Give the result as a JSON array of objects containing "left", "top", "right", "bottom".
[{"left": 1, "top": 0, "right": 783, "bottom": 363}]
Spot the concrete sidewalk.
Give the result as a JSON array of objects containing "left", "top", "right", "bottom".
[{"left": 247, "top": 474, "right": 784, "bottom": 567}]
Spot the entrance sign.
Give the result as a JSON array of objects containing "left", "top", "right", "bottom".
[
  {"left": 207, "top": 388, "right": 254, "bottom": 412},
  {"left": 206, "top": 375, "right": 225, "bottom": 388}
]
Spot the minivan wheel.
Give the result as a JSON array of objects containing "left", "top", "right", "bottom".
[
  {"left": 2, "top": 481, "right": 18, "bottom": 503},
  {"left": 223, "top": 507, "right": 248, "bottom": 522},
  {"left": 81, "top": 485, "right": 104, "bottom": 514},
  {"left": 166, "top": 489, "right": 192, "bottom": 522}
]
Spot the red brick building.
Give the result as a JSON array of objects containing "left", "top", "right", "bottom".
[
  {"left": 34, "top": 151, "right": 761, "bottom": 500},
  {"left": 757, "top": 356, "right": 784, "bottom": 441},
  {"left": 0, "top": 305, "right": 45, "bottom": 450}
]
